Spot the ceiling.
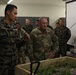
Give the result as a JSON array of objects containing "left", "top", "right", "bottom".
[{"left": 0, "top": 0, "right": 65, "bottom": 6}]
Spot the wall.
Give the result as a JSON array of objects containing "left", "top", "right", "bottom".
[
  {"left": 66, "top": 1, "right": 76, "bottom": 45},
  {"left": 0, "top": 4, "right": 65, "bottom": 28},
  {"left": 0, "top": 4, "right": 6, "bottom": 16}
]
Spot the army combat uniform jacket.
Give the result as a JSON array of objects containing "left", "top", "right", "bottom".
[
  {"left": 55, "top": 26, "right": 71, "bottom": 46},
  {"left": 28, "top": 27, "right": 59, "bottom": 61},
  {"left": 0, "top": 18, "right": 26, "bottom": 75},
  {"left": 54, "top": 26, "right": 71, "bottom": 56}
]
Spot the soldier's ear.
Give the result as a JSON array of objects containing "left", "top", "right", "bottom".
[{"left": 7, "top": 10, "right": 10, "bottom": 15}]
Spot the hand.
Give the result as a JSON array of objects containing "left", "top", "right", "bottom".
[
  {"left": 16, "top": 24, "right": 20, "bottom": 30},
  {"left": 25, "top": 33, "right": 30, "bottom": 39},
  {"left": 23, "top": 33, "right": 30, "bottom": 41},
  {"left": 21, "top": 28, "right": 30, "bottom": 39}
]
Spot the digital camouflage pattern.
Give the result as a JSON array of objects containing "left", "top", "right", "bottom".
[
  {"left": 28, "top": 27, "right": 59, "bottom": 61},
  {"left": 0, "top": 18, "right": 26, "bottom": 75},
  {"left": 55, "top": 26, "right": 71, "bottom": 56},
  {"left": 16, "top": 28, "right": 26, "bottom": 64},
  {"left": 55, "top": 26, "right": 71, "bottom": 45}
]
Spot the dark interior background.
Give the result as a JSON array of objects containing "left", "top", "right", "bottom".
[{"left": 0, "top": 16, "right": 49, "bottom": 27}]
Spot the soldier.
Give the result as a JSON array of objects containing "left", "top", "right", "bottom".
[
  {"left": 35, "top": 20, "right": 40, "bottom": 27},
  {"left": 23, "top": 18, "right": 33, "bottom": 34},
  {"left": 55, "top": 22, "right": 59, "bottom": 27},
  {"left": 0, "top": 4, "right": 29, "bottom": 75},
  {"left": 28, "top": 17, "right": 59, "bottom": 61},
  {"left": 14, "top": 22, "right": 30, "bottom": 64},
  {"left": 55, "top": 19, "right": 71, "bottom": 57}
]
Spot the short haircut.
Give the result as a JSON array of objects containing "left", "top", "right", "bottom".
[
  {"left": 5, "top": 4, "right": 17, "bottom": 16},
  {"left": 58, "top": 18, "right": 64, "bottom": 22},
  {"left": 36, "top": 20, "right": 39, "bottom": 22},
  {"left": 39, "top": 17, "right": 47, "bottom": 22},
  {"left": 25, "top": 18, "right": 30, "bottom": 21}
]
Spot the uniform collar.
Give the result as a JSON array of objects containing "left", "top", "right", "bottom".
[
  {"left": 1, "top": 18, "right": 14, "bottom": 28},
  {"left": 38, "top": 27, "right": 49, "bottom": 33}
]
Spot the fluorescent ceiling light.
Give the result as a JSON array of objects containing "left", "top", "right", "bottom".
[{"left": 7, "top": 0, "right": 13, "bottom": 4}]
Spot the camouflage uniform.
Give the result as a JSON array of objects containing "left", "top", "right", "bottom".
[
  {"left": 23, "top": 25, "right": 33, "bottom": 34},
  {"left": 55, "top": 26, "right": 71, "bottom": 57},
  {"left": 16, "top": 28, "right": 27, "bottom": 64},
  {"left": 28, "top": 27, "right": 59, "bottom": 61},
  {"left": 0, "top": 19, "right": 26, "bottom": 75}
]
